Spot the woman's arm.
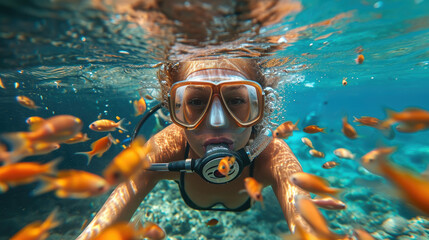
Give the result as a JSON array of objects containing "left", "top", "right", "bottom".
[
  {"left": 257, "top": 138, "right": 310, "bottom": 233},
  {"left": 76, "top": 124, "right": 186, "bottom": 239}
]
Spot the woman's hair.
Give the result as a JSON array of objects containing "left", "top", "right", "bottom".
[{"left": 157, "top": 58, "right": 278, "bottom": 132}]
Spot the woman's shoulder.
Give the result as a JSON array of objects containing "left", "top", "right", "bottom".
[{"left": 148, "top": 124, "right": 187, "bottom": 163}]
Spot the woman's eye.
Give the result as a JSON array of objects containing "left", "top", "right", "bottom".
[
  {"left": 227, "top": 97, "right": 246, "bottom": 105},
  {"left": 188, "top": 98, "right": 204, "bottom": 106}
]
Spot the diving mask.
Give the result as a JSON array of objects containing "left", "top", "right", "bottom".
[{"left": 168, "top": 79, "right": 265, "bottom": 129}]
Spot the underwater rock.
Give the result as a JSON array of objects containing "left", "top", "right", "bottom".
[{"left": 382, "top": 216, "right": 408, "bottom": 236}]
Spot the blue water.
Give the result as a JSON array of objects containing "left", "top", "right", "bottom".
[{"left": 1, "top": 0, "right": 429, "bottom": 239}]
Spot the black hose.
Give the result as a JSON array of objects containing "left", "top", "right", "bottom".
[{"left": 131, "top": 103, "right": 163, "bottom": 141}]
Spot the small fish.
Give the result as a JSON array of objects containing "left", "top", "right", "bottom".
[
  {"left": 309, "top": 149, "right": 325, "bottom": 158},
  {"left": 32, "top": 170, "right": 110, "bottom": 198},
  {"left": 378, "top": 159, "right": 429, "bottom": 215},
  {"left": 92, "top": 222, "right": 137, "bottom": 240},
  {"left": 0, "top": 158, "right": 60, "bottom": 193},
  {"left": 206, "top": 218, "right": 219, "bottom": 226},
  {"left": 301, "top": 137, "right": 314, "bottom": 149},
  {"left": 243, "top": 177, "right": 264, "bottom": 207},
  {"left": 217, "top": 157, "right": 230, "bottom": 177},
  {"left": 139, "top": 222, "right": 166, "bottom": 240},
  {"left": 16, "top": 95, "right": 40, "bottom": 110},
  {"left": 303, "top": 125, "right": 326, "bottom": 134},
  {"left": 380, "top": 107, "right": 429, "bottom": 130},
  {"left": 361, "top": 146, "right": 396, "bottom": 175},
  {"left": 355, "top": 54, "right": 364, "bottom": 64},
  {"left": 217, "top": 156, "right": 235, "bottom": 177},
  {"left": 342, "top": 116, "right": 358, "bottom": 139},
  {"left": 89, "top": 119, "right": 127, "bottom": 132},
  {"left": 76, "top": 133, "right": 115, "bottom": 165},
  {"left": 311, "top": 196, "right": 346, "bottom": 210},
  {"left": 273, "top": 120, "right": 299, "bottom": 139},
  {"left": 0, "top": 77, "right": 5, "bottom": 89},
  {"left": 353, "top": 116, "right": 380, "bottom": 127},
  {"left": 289, "top": 172, "right": 341, "bottom": 196},
  {"left": 145, "top": 94, "right": 154, "bottom": 100},
  {"left": 103, "top": 137, "right": 151, "bottom": 185},
  {"left": 63, "top": 132, "right": 90, "bottom": 144},
  {"left": 322, "top": 161, "right": 340, "bottom": 169},
  {"left": 92, "top": 222, "right": 165, "bottom": 240},
  {"left": 295, "top": 196, "right": 345, "bottom": 239},
  {"left": 25, "top": 116, "right": 45, "bottom": 131},
  {"left": 3, "top": 115, "right": 83, "bottom": 145},
  {"left": 333, "top": 148, "right": 355, "bottom": 159},
  {"left": 134, "top": 97, "right": 147, "bottom": 116},
  {"left": 342, "top": 77, "right": 347, "bottom": 86},
  {"left": 10, "top": 208, "right": 60, "bottom": 240},
  {"left": 0, "top": 140, "right": 60, "bottom": 164},
  {"left": 353, "top": 229, "right": 375, "bottom": 240}
]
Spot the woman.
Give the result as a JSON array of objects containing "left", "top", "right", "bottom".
[{"left": 77, "top": 58, "right": 309, "bottom": 239}]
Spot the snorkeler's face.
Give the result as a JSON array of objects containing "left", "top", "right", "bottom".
[
  {"left": 180, "top": 71, "right": 257, "bottom": 156},
  {"left": 184, "top": 92, "right": 253, "bottom": 156}
]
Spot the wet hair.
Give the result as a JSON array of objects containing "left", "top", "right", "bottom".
[{"left": 157, "top": 58, "right": 278, "bottom": 132}]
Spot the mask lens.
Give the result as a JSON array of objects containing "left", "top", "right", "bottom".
[
  {"left": 172, "top": 85, "right": 212, "bottom": 127},
  {"left": 220, "top": 84, "right": 261, "bottom": 125}
]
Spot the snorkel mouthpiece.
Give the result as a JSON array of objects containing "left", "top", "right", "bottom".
[{"left": 147, "top": 128, "right": 273, "bottom": 184}]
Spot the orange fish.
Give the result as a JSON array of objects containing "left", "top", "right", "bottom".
[
  {"left": 243, "top": 177, "right": 264, "bottom": 206},
  {"left": 309, "top": 149, "right": 325, "bottom": 158},
  {"left": 144, "top": 94, "right": 154, "bottom": 100},
  {"left": 333, "top": 148, "right": 355, "bottom": 159},
  {"left": 0, "top": 158, "right": 60, "bottom": 193},
  {"left": 289, "top": 172, "right": 341, "bottom": 196},
  {"left": 0, "top": 77, "right": 5, "bottom": 89},
  {"left": 92, "top": 222, "right": 165, "bottom": 240},
  {"left": 353, "top": 116, "right": 380, "bottom": 127},
  {"left": 103, "top": 137, "right": 151, "bottom": 185},
  {"left": 342, "top": 116, "right": 358, "bottom": 139},
  {"left": 134, "top": 97, "right": 147, "bottom": 116},
  {"left": 25, "top": 116, "right": 45, "bottom": 131},
  {"left": 63, "top": 132, "right": 90, "bottom": 144},
  {"left": 355, "top": 54, "right": 364, "bottom": 64},
  {"left": 361, "top": 146, "right": 396, "bottom": 175},
  {"left": 273, "top": 120, "right": 299, "bottom": 139},
  {"left": 89, "top": 119, "right": 127, "bottom": 132},
  {"left": 33, "top": 170, "right": 110, "bottom": 198},
  {"left": 342, "top": 77, "right": 347, "bottom": 86},
  {"left": 322, "top": 161, "right": 340, "bottom": 169},
  {"left": 16, "top": 95, "right": 40, "bottom": 110},
  {"left": 206, "top": 218, "right": 219, "bottom": 226},
  {"left": 380, "top": 107, "right": 429, "bottom": 130},
  {"left": 3, "top": 115, "right": 83, "bottom": 146},
  {"left": 301, "top": 137, "right": 314, "bottom": 149},
  {"left": 295, "top": 196, "right": 345, "bottom": 239},
  {"left": 76, "top": 133, "right": 115, "bottom": 165},
  {"left": 303, "top": 125, "right": 326, "bottom": 134},
  {"left": 10, "top": 208, "right": 60, "bottom": 240},
  {"left": 92, "top": 222, "right": 137, "bottom": 240},
  {"left": 217, "top": 156, "right": 235, "bottom": 177},
  {"left": 311, "top": 196, "right": 346, "bottom": 210},
  {"left": 139, "top": 222, "right": 166, "bottom": 240},
  {"left": 5, "top": 141, "right": 60, "bottom": 164},
  {"left": 379, "top": 159, "right": 429, "bottom": 215}
]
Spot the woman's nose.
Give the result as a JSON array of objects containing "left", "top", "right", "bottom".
[{"left": 206, "top": 97, "right": 229, "bottom": 128}]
